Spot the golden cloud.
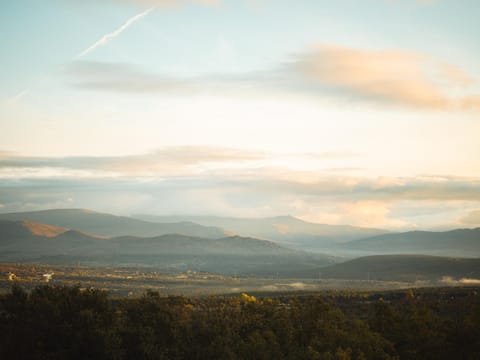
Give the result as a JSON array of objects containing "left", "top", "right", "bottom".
[{"left": 295, "top": 44, "right": 478, "bottom": 110}]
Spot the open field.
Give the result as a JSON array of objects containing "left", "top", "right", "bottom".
[{"left": 0, "top": 262, "right": 468, "bottom": 297}]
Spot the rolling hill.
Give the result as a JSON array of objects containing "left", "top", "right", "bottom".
[
  {"left": 0, "top": 209, "right": 231, "bottom": 239},
  {"left": 316, "top": 254, "right": 480, "bottom": 282},
  {"left": 346, "top": 228, "right": 480, "bottom": 257},
  {"left": 0, "top": 220, "right": 101, "bottom": 260}
]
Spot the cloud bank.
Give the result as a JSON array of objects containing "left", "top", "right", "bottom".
[
  {"left": 1, "top": 147, "right": 480, "bottom": 228},
  {"left": 2, "top": 149, "right": 480, "bottom": 202},
  {"left": 1, "top": 174, "right": 479, "bottom": 228}
]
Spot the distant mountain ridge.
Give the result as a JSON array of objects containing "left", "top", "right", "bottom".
[
  {"left": 0, "top": 209, "right": 391, "bottom": 253},
  {"left": 346, "top": 228, "right": 480, "bottom": 257},
  {"left": 2, "top": 209, "right": 479, "bottom": 276},
  {"left": 135, "top": 214, "right": 389, "bottom": 251},
  {"left": 0, "top": 209, "right": 231, "bottom": 239},
  {"left": 0, "top": 220, "right": 100, "bottom": 260},
  {"left": 0, "top": 219, "right": 335, "bottom": 276}
]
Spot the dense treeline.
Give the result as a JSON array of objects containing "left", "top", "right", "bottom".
[{"left": 1, "top": 285, "right": 479, "bottom": 359}]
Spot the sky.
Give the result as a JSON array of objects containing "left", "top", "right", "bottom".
[{"left": 1, "top": 0, "right": 480, "bottom": 230}]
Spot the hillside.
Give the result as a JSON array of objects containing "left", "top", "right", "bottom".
[
  {"left": 0, "top": 220, "right": 102, "bottom": 260},
  {"left": 317, "top": 254, "right": 480, "bottom": 282},
  {"left": 136, "top": 214, "right": 388, "bottom": 251},
  {"left": 0, "top": 219, "right": 79, "bottom": 245},
  {"left": 0, "top": 209, "right": 231, "bottom": 239},
  {"left": 346, "top": 228, "right": 480, "bottom": 257}
]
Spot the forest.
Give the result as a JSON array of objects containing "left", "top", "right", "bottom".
[{"left": 1, "top": 285, "right": 479, "bottom": 359}]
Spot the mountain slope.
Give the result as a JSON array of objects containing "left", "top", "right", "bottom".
[
  {"left": 346, "top": 228, "right": 480, "bottom": 257},
  {"left": 316, "top": 255, "right": 480, "bottom": 282},
  {"left": 136, "top": 214, "right": 388, "bottom": 250},
  {"left": 0, "top": 209, "right": 231, "bottom": 238},
  {"left": 20, "top": 220, "right": 68, "bottom": 237},
  {"left": 0, "top": 220, "right": 101, "bottom": 260},
  {"left": 0, "top": 220, "right": 65, "bottom": 246}
]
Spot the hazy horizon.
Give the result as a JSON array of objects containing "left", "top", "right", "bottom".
[{"left": 2, "top": 0, "right": 480, "bottom": 231}]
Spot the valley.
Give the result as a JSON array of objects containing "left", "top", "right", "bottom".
[{"left": 0, "top": 208, "right": 479, "bottom": 295}]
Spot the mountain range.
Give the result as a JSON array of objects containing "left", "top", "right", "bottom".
[
  {"left": 136, "top": 214, "right": 388, "bottom": 251},
  {"left": 0, "top": 219, "right": 335, "bottom": 276},
  {"left": 0, "top": 209, "right": 231, "bottom": 238},
  {"left": 0, "top": 208, "right": 479, "bottom": 279}
]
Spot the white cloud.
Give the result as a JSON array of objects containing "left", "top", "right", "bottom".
[
  {"left": 0, "top": 146, "right": 266, "bottom": 177},
  {"left": 1, "top": 164, "right": 480, "bottom": 228}
]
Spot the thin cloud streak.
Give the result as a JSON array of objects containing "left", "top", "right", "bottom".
[
  {"left": 0, "top": 147, "right": 357, "bottom": 178},
  {"left": 76, "top": 7, "right": 156, "bottom": 59},
  {"left": 0, "top": 146, "right": 267, "bottom": 176},
  {"left": 5, "top": 89, "right": 29, "bottom": 104},
  {"left": 66, "top": 61, "right": 195, "bottom": 93}
]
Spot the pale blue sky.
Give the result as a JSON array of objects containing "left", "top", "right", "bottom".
[
  {"left": 2, "top": 0, "right": 480, "bottom": 95},
  {"left": 1, "top": 0, "right": 480, "bottom": 229}
]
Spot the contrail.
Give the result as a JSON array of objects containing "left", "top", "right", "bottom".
[
  {"left": 5, "top": 89, "right": 29, "bottom": 104},
  {"left": 6, "top": 7, "right": 155, "bottom": 103},
  {"left": 76, "top": 7, "right": 155, "bottom": 59}
]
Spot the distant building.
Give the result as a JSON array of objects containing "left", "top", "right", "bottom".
[
  {"left": 8, "top": 272, "right": 17, "bottom": 281},
  {"left": 43, "top": 273, "right": 54, "bottom": 282}
]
